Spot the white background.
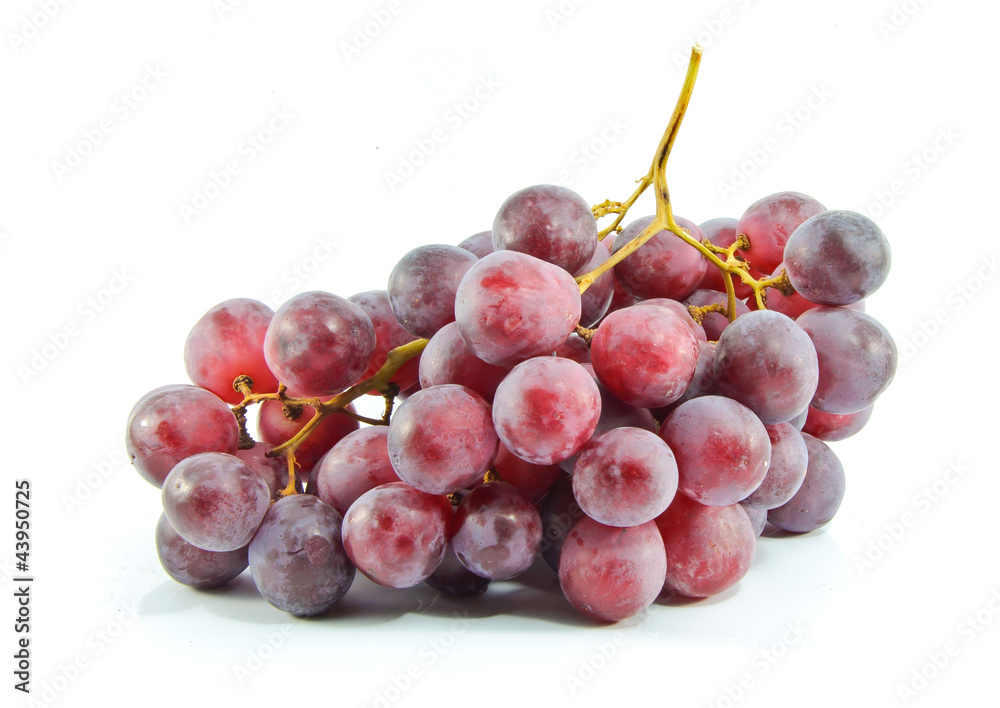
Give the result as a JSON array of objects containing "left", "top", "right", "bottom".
[{"left": 2, "top": 1, "right": 997, "bottom": 706}]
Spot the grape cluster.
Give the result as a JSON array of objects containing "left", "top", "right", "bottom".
[{"left": 127, "top": 182, "right": 896, "bottom": 623}]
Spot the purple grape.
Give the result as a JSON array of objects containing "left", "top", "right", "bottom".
[
  {"left": 347, "top": 290, "right": 421, "bottom": 393},
  {"left": 341, "top": 482, "right": 452, "bottom": 588},
  {"left": 418, "top": 321, "right": 512, "bottom": 403},
  {"left": 454, "top": 250, "right": 582, "bottom": 366},
  {"left": 249, "top": 495, "right": 355, "bottom": 616},
  {"left": 313, "top": 426, "right": 400, "bottom": 515},
  {"left": 162, "top": 452, "right": 271, "bottom": 552},
  {"left": 572, "top": 427, "right": 678, "bottom": 527},
  {"left": 453, "top": 482, "right": 542, "bottom": 580},
  {"left": 713, "top": 310, "right": 819, "bottom": 424},
  {"left": 783, "top": 210, "right": 891, "bottom": 305},
  {"left": 591, "top": 304, "right": 699, "bottom": 408},
  {"left": 577, "top": 239, "right": 615, "bottom": 327},
  {"left": 656, "top": 493, "right": 756, "bottom": 598},
  {"left": 263, "top": 291, "right": 376, "bottom": 397},
  {"left": 659, "top": 396, "right": 771, "bottom": 507},
  {"left": 539, "top": 474, "right": 585, "bottom": 571},
  {"left": 492, "top": 357, "right": 600, "bottom": 465},
  {"left": 387, "top": 244, "right": 477, "bottom": 338},
  {"left": 183, "top": 298, "right": 279, "bottom": 404},
  {"left": 611, "top": 215, "right": 708, "bottom": 301},
  {"left": 492, "top": 184, "right": 598, "bottom": 274},
  {"left": 743, "top": 423, "right": 808, "bottom": 509},
  {"left": 803, "top": 404, "right": 874, "bottom": 441},
  {"left": 155, "top": 512, "right": 248, "bottom": 589},
  {"left": 796, "top": 307, "right": 897, "bottom": 414},
  {"left": 425, "top": 540, "right": 491, "bottom": 597},
  {"left": 739, "top": 502, "right": 768, "bottom": 536},
  {"left": 126, "top": 385, "right": 239, "bottom": 488},
  {"left": 387, "top": 384, "right": 498, "bottom": 494},
  {"left": 457, "top": 230, "right": 494, "bottom": 259},
  {"left": 768, "top": 433, "right": 846, "bottom": 533},
  {"left": 737, "top": 191, "right": 825, "bottom": 274},
  {"left": 559, "top": 517, "right": 667, "bottom": 622},
  {"left": 682, "top": 289, "right": 750, "bottom": 341},
  {"left": 698, "top": 217, "right": 753, "bottom": 298}
]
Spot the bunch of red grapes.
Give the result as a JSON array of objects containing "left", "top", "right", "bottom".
[{"left": 126, "top": 186, "right": 895, "bottom": 622}]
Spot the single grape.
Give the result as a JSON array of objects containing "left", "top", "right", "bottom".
[
  {"left": 768, "top": 433, "right": 845, "bottom": 533},
  {"left": 162, "top": 452, "right": 271, "bottom": 552},
  {"left": 490, "top": 442, "right": 562, "bottom": 503},
  {"left": 633, "top": 298, "right": 707, "bottom": 342},
  {"left": 454, "top": 250, "right": 582, "bottom": 366},
  {"left": 492, "top": 357, "right": 601, "bottom": 465},
  {"left": 611, "top": 215, "right": 708, "bottom": 301},
  {"left": 739, "top": 502, "right": 768, "bottom": 536},
  {"left": 659, "top": 396, "right": 771, "bottom": 507},
  {"left": 713, "top": 309, "right": 819, "bottom": 424},
  {"left": 155, "top": 512, "right": 248, "bottom": 589},
  {"left": 313, "top": 426, "right": 400, "bottom": 515},
  {"left": 656, "top": 493, "right": 756, "bottom": 598},
  {"left": 341, "top": 482, "right": 452, "bottom": 588},
  {"left": 183, "top": 298, "right": 279, "bottom": 404},
  {"left": 126, "top": 385, "right": 239, "bottom": 488},
  {"left": 249, "top": 495, "right": 355, "bottom": 616},
  {"left": 453, "top": 482, "right": 542, "bottom": 580},
  {"left": 559, "top": 517, "right": 667, "bottom": 622},
  {"left": 347, "top": 290, "right": 421, "bottom": 393},
  {"left": 591, "top": 304, "right": 699, "bottom": 408},
  {"left": 235, "top": 443, "right": 287, "bottom": 500},
  {"left": 257, "top": 399, "right": 359, "bottom": 475},
  {"left": 796, "top": 307, "right": 897, "bottom": 414},
  {"left": 539, "top": 474, "right": 585, "bottom": 571},
  {"left": 783, "top": 210, "right": 891, "bottom": 305},
  {"left": 698, "top": 217, "right": 753, "bottom": 298},
  {"left": 737, "top": 191, "right": 825, "bottom": 274},
  {"left": 387, "top": 244, "right": 477, "bottom": 338},
  {"left": 457, "top": 230, "right": 494, "bottom": 259},
  {"left": 263, "top": 291, "right": 376, "bottom": 397},
  {"left": 572, "top": 427, "right": 678, "bottom": 527},
  {"left": 743, "top": 423, "right": 808, "bottom": 509},
  {"left": 387, "top": 384, "right": 498, "bottom": 494},
  {"left": 425, "top": 539, "right": 491, "bottom": 597},
  {"left": 418, "top": 321, "right": 511, "bottom": 403},
  {"left": 682, "top": 289, "right": 750, "bottom": 341},
  {"left": 803, "top": 404, "right": 874, "bottom": 441},
  {"left": 492, "top": 184, "right": 597, "bottom": 274}
]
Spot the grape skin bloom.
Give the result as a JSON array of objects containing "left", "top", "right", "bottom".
[
  {"left": 559, "top": 517, "right": 667, "bottom": 622},
  {"left": 263, "top": 291, "right": 376, "bottom": 397},
  {"left": 162, "top": 452, "right": 271, "bottom": 553},
  {"left": 492, "top": 357, "right": 601, "bottom": 466},
  {"left": 249, "top": 495, "right": 355, "bottom": 616},
  {"left": 455, "top": 250, "right": 582, "bottom": 367}
]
